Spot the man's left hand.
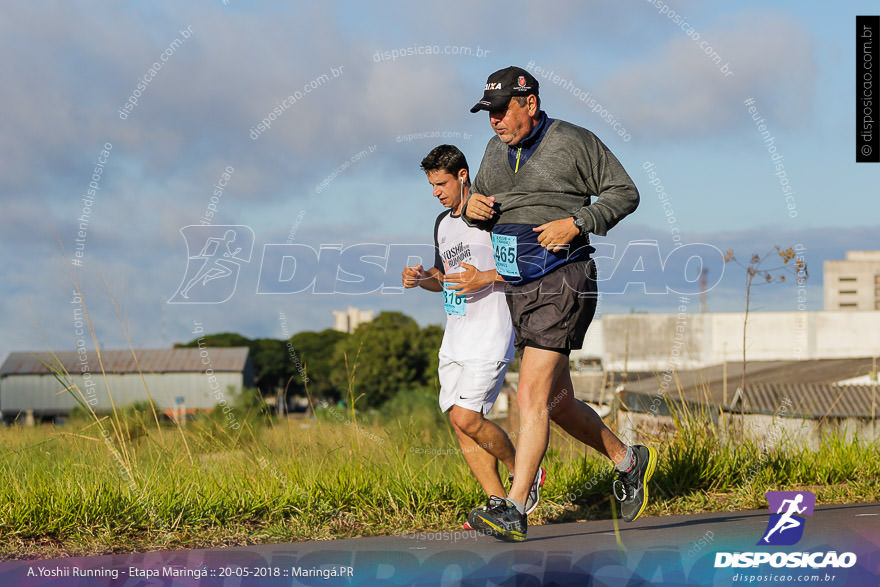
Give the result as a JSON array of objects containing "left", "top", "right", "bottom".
[
  {"left": 533, "top": 218, "right": 579, "bottom": 252},
  {"left": 444, "top": 262, "right": 493, "bottom": 295}
]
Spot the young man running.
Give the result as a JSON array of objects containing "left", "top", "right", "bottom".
[
  {"left": 402, "top": 144, "right": 545, "bottom": 520},
  {"left": 464, "top": 67, "right": 658, "bottom": 542}
]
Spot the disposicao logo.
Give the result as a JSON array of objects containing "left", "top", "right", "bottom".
[
  {"left": 760, "top": 490, "right": 815, "bottom": 546},
  {"left": 714, "top": 491, "right": 857, "bottom": 570}
]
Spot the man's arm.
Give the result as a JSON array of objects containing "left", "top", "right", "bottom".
[
  {"left": 534, "top": 132, "right": 639, "bottom": 251},
  {"left": 573, "top": 132, "right": 640, "bottom": 237},
  {"left": 464, "top": 193, "right": 497, "bottom": 222},
  {"left": 443, "top": 262, "right": 503, "bottom": 295},
  {"left": 461, "top": 143, "right": 498, "bottom": 231},
  {"left": 401, "top": 264, "right": 443, "bottom": 292}
]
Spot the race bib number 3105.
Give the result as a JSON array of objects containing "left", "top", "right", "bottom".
[{"left": 490, "top": 233, "right": 520, "bottom": 277}]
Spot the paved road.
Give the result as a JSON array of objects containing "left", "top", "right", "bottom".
[{"left": 1, "top": 502, "right": 878, "bottom": 586}]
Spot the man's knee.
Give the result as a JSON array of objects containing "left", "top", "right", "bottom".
[
  {"left": 516, "top": 386, "right": 552, "bottom": 415},
  {"left": 450, "top": 407, "right": 484, "bottom": 436}
]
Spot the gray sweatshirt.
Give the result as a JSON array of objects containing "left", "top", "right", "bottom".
[{"left": 468, "top": 119, "right": 640, "bottom": 237}]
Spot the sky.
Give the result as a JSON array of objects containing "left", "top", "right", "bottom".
[{"left": 1, "top": 0, "right": 878, "bottom": 362}]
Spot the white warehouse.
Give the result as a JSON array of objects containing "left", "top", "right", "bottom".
[{"left": 0, "top": 348, "right": 254, "bottom": 423}]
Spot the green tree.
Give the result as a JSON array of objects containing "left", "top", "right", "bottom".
[
  {"left": 330, "top": 312, "right": 438, "bottom": 408},
  {"left": 176, "top": 332, "right": 251, "bottom": 349},
  {"left": 288, "top": 329, "right": 349, "bottom": 400},
  {"left": 249, "top": 338, "right": 289, "bottom": 394},
  {"left": 418, "top": 324, "right": 444, "bottom": 388}
]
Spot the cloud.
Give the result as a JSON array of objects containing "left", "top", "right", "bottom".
[{"left": 599, "top": 12, "right": 817, "bottom": 140}]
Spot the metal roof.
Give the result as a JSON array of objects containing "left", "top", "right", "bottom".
[
  {"left": 0, "top": 348, "right": 250, "bottom": 376},
  {"left": 602, "top": 358, "right": 879, "bottom": 418},
  {"left": 735, "top": 382, "right": 880, "bottom": 419}
]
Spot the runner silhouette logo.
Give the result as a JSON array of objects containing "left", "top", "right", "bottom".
[
  {"left": 169, "top": 225, "right": 255, "bottom": 304},
  {"left": 759, "top": 491, "right": 815, "bottom": 546}
]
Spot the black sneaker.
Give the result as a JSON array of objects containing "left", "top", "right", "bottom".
[
  {"left": 612, "top": 445, "right": 658, "bottom": 522},
  {"left": 467, "top": 496, "right": 527, "bottom": 542}
]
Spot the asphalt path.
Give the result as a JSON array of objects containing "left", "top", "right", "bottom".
[{"left": 1, "top": 502, "right": 878, "bottom": 586}]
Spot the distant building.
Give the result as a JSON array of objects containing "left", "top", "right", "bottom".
[
  {"left": 572, "top": 310, "right": 880, "bottom": 373},
  {"left": 0, "top": 348, "right": 254, "bottom": 422},
  {"left": 333, "top": 307, "right": 374, "bottom": 334},
  {"left": 604, "top": 357, "right": 880, "bottom": 448},
  {"left": 824, "top": 250, "right": 880, "bottom": 310}
]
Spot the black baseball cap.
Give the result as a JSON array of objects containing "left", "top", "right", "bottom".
[{"left": 470, "top": 66, "right": 539, "bottom": 113}]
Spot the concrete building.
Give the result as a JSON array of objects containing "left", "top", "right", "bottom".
[
  {"left": 332, "top": 307, "right": 374, "bottom": 334},
  {"left": 0, "top": 348, "right": 254, "bottom": 422},
  {"left": 573, "top": 310, "right": 880, "bottom": 373},
  {"left": 824, "top": 250, "right": 880, "bottom": 310}
]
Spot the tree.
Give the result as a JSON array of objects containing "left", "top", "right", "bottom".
[
  {"left": 288, "top": 329, "right": 349, "bottom": 400},
  {"left": 418, "top": 324, "right": 444, "bottom": 387},
  {"left": 249, "top": 338, "right": 289, "bottom": 394},
  {"left": 176, "top": 332, "right": 251, "bottom": 349},
  {"left": 330, "top": 312, "right": 438, "bottom": 408}
]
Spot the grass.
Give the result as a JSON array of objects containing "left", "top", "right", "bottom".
[{"left": 1, "top": 388, "right": 878, "bottom": 561}]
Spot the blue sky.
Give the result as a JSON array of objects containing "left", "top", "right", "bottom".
[{"left": 1, "top": 0, "right": 878, "bottom": 361}]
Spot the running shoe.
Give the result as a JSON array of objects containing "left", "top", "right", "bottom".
[
  {"left": 462, "top": 500, "right": 489, "bottom": 530},
  {"left": 612, "top": 445, "right": 658, "bottom": 522},
  {"left": 511, "top": 466, "right": 546, "bottom": 515},
  {"left": 467, "top": 496, "right": 527, "bottom": 542}
]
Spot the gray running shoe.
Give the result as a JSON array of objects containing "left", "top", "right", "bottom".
[
  {"left": 525, "top": 466, "right": 546, "bottom": 515},
  {"left": 612, "top": 445, "right": 658, "bottom": 522},
  {"left": 507, "top": 466, "right": 547, "bottom": 515}
]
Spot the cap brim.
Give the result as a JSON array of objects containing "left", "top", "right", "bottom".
[{"left": 470, "top": 94, "right": 511, "bottom": 113}]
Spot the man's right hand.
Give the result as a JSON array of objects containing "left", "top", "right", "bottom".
[
  {"left": 464, "top": 192, "right": 496, "bottom": 221},
  {"left": 401, "top": 264, "right": 429, "bottom": 288}
]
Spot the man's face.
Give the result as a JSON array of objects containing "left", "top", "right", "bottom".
[
  {"left": 426, "top": 169, "right": 463, "bottom": 210},
  {"left": 488, "top": 96, "right": 537, "bottom": 145}
]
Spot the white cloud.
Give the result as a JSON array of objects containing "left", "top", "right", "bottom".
[{"left": 600, "top": 12, "right": 817, "bottom": 140}]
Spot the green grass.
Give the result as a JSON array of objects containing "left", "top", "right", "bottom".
[{"left": 1, "top": 391, "right": 878, "bottom": 560}]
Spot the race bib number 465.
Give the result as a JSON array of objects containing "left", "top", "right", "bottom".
[{"left": 490, "top": 233, "right": 520, "bottom": 277}]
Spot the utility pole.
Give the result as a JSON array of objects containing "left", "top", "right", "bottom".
[{"left": 700, "top": 268, "right": 709, "bottom": 313}]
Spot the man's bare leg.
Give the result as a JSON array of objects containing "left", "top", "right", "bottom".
[
  {"left": 549, "top": 369, "right": 627, "bottom": 464},
  {"left": 449, "top": 406, "right": 516, "bottom": 498},
  {"left": 506, "top": 346, "right": 569, "bottom": 505}
]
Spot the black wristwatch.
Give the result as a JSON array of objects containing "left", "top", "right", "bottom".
[{"left": 572, "top": 216, "right": 585, "bottom": 235}]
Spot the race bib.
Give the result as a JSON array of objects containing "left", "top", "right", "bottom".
[
  {"left": 443, "top": 283, "right": 466, "bottom": 315},
  {"left": 491, "top": 233, "right": 520, "bottom": 277}
]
